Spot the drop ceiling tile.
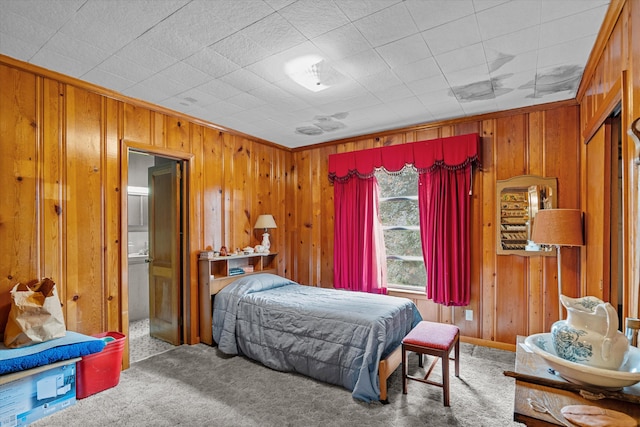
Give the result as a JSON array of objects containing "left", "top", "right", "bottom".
[
  {"left": 539, "top": 6, "right": 607, "bottom": 48},
  {"left": 335, "top": 50, "right": 389, "bottom": 80},
  {"left": 392, "top": 57, "right": 441, "bottom": 83},
  {"left": 184, "top": 47, "right": 240, "bottom": 79},
  {"left": 427, "top": 101, "right": 465, "bottom": 121},
  {"left": 0, "top": 32, "right": 40, "bottom": 61},
  {"left": 311, "top": 24, "right": 371, "bottom": 61},
  {"left": 44, "top": 32, "right": 108, "bottom": 72},
  {"left": 335, "top": 0, "right": 401, "bottom": 21},
  {"left": 537, "top": 36, "right": 594, "bottom": 69},
  {"left": 139, "top": 73, "right": 191, "bottom": 99},
  {"left": 198, "top": 0, "right": 274, "bottom": 32},
  {"left": 0, "top": 10, "right": 58, "bottom": 48},
  {"left": 446, "top": 63, "right": 491, "bottom": 87},
  {"left": 482, "top": 26, "right": 540, "bottom": 57},
  {"left": 246, "top": 41, "right": 323, "bottom": 83},
  {"left": 417, "top": 87, "right": 457, "bottom": 105},
  {"left": 219, "top": 68, "right": 269, "bottom": 92},
  {"left": 229, "top": 107, "right": 272, "bottom": 123},
  {"left": 117, "top": 40, "right": 178, "bottom": 73},
  {"left": 264, "top": 0, "right": 296, "bottom": 10},
  {"left": 476, "top": 1, "right": 541, "bottom": 40},
  {"left": 226, "top": 92, "right": 268, "bottom": 110},
  {"left": 122, "top": 82, "right": 171, "bottom": 104},
  {"left": 354, "top": 2, "right": 418, "bottom": 47},
  {"left": 487, "top": 50, "right": 537, "bottom": 76},
  {"left": 540, "top": 0, "right": 610, "bottom": 22},
  {"left": 176, "top": 87, "right": 223, "bottom": 108},
  {"left": 243, "top": 11, "right": 307, "bottom": 55},
  {"left": 435, "top": 44, "right": 487, "bottom": 75},
  {"left": 406, "top": 72, "right": 450, "bottom": 96},
  {"left": 82, "top": 67, "right": 135, "bottom": 92},
  {"left": 160, "top": 61, "right": 212, "bottom": 88},
  {"left": 279, "top": 0, "right": 349, "bottom": 39},
  {"left": 210, "top": 32, "right": 271, "bottom": 67},
  {"left": 30, "top": 48, "right": 94, "bottom": 77},
  {"left": 376, "top": 34, "right": 433, "bottom": 69},
  {"left": 471, "top": 0, "right": 511, "bottom": 13},
  {"left": 196, "top": 79, "right": 243, "bottom": 100},
  {"left": 460, "top": 98, "right": 499, "bottom": 115},
  {"left": 386, "top": 95, "right": 431, "bottom": 117},
  {"left": 422, "top": 14, "right": 481, "bottom": 56},
  {"left": 94, "top": 54, "right": 156, "bottom": 83},
  {"left": 358, "top": 70, "right": 403, "bottom": 92},
  {"left": 374, "top": 83, "right": 415, "bottom": 103},
  {"left": 1, "top": 0, "right": 85, "bottom": 29},
  {"left": 204, "top": 100, "right": 245, "bottom": 117},
  {"left": 405, "top": 0, "right": 475, "bottom": 31}
]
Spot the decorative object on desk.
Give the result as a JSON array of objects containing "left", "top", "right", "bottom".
[
  {"left": 530, "top": 208, "right": 584, "bottom": 319},
  {"left": 524, "top": 333, "right": 640, "bottom": 389},
  {"left": 254, "top": 244, "right": 265, "bottom": 253},
  {"left": 551, "top": 295, "right": 629, "bottom": 370},
  {"left": 243, "top": 246, "right": 254, "bottom": 254},
  {"left": 219, "top": 246, "right": 228, "bottom": 257},
  {"left": 561, "top": 405, "right": 637, "bottom": 427},
  {"left": 199, "top": 251, "right": 214, "bottom": 260},
  {"left": 254, "top": 214, "right": 277, "bottom": 252}
]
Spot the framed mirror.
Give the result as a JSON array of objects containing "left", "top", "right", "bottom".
[{"left": 496, "top": 175, "right": 557, "bottom": 256}]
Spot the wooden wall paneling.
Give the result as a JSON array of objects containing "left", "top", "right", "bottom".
[
  {"left": 295, "top": 149, "right": 312, "bottom": 285},
  {"left": 122, "top": 104, "right": 151, "bottom": 144},
  {"left": 165, "top": 116, "right": 190, "bottom": 153},
  {"left": 526, "top": 111, "right": 545, "bottom": 335},
  {"left": 187, "top": 123, "right": 204, "bottom": 344},
  {"left": 309, "top": 147, "right": 323, "bottom": 286},
  {"left": 629, "top": 0, "right": 640, "bottom": 318},
  {"left": 202, "top": 129, "right": 224, "bottom": 252},
  {"left": 41, "top": 78, "right": 64, "bottom": 300},
  {"left": 414, "top": 127, "right": 440, "bottom": 142},
  {"left": 104, "top": 97, "right": 121, "bottom": 334},
  {"left": 228, "top": 136, "right": 251, "bottom": 250},
  {"left": 287, "top": 152, "right": 299, "bottom": 281},
  {"left": 480, "top": 120, "right": 497, "bottom": 340},
  {"left": 494, "top": 115, "right": 529, "bottom": 344},
  {"left": 0, "top": 65, "right": 38, "bottom": 334},
  {"left": 319, "top": 145, "right": 336, "bottom": 288},
  {"left": 64, "top": 86, "right": 105, "bottom": 334},
  {"left": 152, "top": 111, "right": 165, "bottom": 147}
]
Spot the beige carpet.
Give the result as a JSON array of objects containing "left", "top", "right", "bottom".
[{"left": 32, "top": 342, "right": 524, "bottom": 426}]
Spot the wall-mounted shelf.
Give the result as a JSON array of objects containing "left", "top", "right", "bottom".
[{"left": 496, "top": 175, "right": 557, "bottom": 256}]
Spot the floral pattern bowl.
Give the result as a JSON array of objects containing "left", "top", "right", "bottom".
[{"left": 525, "top": 333, "right": 640, "bottom": 389}]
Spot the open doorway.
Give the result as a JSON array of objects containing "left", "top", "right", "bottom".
[{"left": 127, "top": 151, "right": 184, "bottom": 363}]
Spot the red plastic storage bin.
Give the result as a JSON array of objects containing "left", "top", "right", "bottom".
[{"left": 76, "top": 331, "right": 126, "bottom": 399}]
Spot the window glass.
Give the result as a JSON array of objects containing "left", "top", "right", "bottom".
[{"left": 376, "top": 167, "right": 425, "bottom": 290}]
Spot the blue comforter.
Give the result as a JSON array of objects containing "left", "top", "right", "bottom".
[{"left": 213, "top": 273, "right": 422, "bottom": 402}]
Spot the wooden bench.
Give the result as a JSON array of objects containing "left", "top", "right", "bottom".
[{"left": 402, "top": 320, "right": 460, "bottom": 406}]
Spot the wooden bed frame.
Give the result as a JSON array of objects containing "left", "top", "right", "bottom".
[{"left": 197, "top": 266, "right": 402, "bottom": 402}]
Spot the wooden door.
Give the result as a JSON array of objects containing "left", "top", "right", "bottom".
[
  {"left": 584, "top": 121, "right": 611, "bottom": 300},
  {"left": 148, "top": 162, "right": 182, "bottom": 345}
]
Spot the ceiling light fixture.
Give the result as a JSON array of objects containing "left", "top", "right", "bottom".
[{"left": 285, "top": 55, "right": 335, "bottom": 92}]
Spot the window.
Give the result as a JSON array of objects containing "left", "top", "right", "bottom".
[{"left": 376, "top": 167, "right": 426, "bottom": 290}]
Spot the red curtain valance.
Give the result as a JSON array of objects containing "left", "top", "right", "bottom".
[{"left": 328, "top": 133, "right": 480, "bottom": 183}]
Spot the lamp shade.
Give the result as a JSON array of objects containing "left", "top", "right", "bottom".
[
  {"left": 254, "top": 214, "right": 277, "bottom": 230},
  {"left": 530, "top": 209, "right": 584, "bottom": 247}
]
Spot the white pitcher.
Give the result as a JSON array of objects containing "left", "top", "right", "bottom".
[{"left": 551, "top": 295, "right": 629, "bottom": 370}]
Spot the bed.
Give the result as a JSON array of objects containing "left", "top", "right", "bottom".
[{"left": 210, "top": 273, "right": 422, "bottom": 403}]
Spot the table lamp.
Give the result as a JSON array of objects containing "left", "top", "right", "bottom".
[
  {"left": 530, "top": 209, "right": 584, "bottom": 320},
  {"left": 254, "top": 214, "right": 277, "bottom": 252}
]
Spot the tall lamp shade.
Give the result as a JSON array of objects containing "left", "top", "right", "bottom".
[
  {"left": 530, "top": 209, "right": 584, "bottom": 320},
  {"left": 254, "top": 214, "right": 277, "bottom": 252}
]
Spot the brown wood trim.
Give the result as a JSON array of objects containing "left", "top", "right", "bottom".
[
  {"left": 292, "top": 99, "right": 578, "bottom": 152},
  {"left": 576, "top": 0, "right": 626, "bottom": 102},
  {"left": 0, "top": 54, "right": 289, "bottom": 151},
  {"left": 460, "top": 335, "right": 516, "bottom": 352},
  {"left": 582, "top": 77, "right": 621, "bottom": 143}
]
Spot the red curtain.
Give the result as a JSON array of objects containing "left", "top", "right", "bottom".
[
  {"left": 329, "top": 133, "right": 479, "bottom": 303},
  {"left": 333, "top": 176, "right": 387, "bottom": 294}
]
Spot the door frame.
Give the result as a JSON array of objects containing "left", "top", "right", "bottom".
[{"left": 121, "top": 140, "right": 193, "bottom": 368}]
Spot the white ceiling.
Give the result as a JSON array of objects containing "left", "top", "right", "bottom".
[{"left": 0, "top": 0, "right": 610, "bottom": 148}]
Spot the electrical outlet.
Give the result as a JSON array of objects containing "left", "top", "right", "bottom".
[{"left": 465, "top": 309, "right": 473, "bottom": 321}]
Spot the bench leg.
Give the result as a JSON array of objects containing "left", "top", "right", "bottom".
[{"left": 402, "top": 345, "right": 408, "bottom": 394}]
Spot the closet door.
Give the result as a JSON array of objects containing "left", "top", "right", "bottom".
[{"left": 584, "top": 121, "right": 612, "bottom": 300}]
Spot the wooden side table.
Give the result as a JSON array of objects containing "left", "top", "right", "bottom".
[{"left": 510, "top": 336, "right": 640, "bottom": 426}]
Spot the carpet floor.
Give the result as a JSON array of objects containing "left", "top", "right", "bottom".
[{"left": 33, "top": 342, "right": 524, "bottom": 426}]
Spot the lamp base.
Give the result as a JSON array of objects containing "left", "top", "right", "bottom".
[{"left": 261, "top": 232, "right": 271, "bottom": 253}]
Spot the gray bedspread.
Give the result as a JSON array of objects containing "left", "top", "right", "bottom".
[{"left": 212, "top": 273, "right": 422, "bottom": 402}]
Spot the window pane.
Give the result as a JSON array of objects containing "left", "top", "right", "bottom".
[
  {"left": 379, "top": 198, "right": 419, "bottom": 226},
  {"left": 377, "top": 167, "right": 418, "bottom": 197},
  {"left": 383, "top": 229, "right": 422, "bottom": 256},
  {"left": 387, "top": 259, "right": 426, "bottom": 287}
]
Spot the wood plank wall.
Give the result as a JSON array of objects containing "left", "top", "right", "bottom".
[
  {"left": 1, "top": 0, "right": 637, "bottom": 353},
  {"left": 576, "top": 0, "right": 640, "bottom": 319},
  {"left": 0, "top": 57, "right": 292, "bottom": 366},
  {"left": 289, "top": 103, "right": 581, "bottom": 347}
]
